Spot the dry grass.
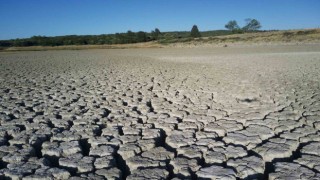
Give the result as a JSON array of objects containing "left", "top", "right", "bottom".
[
  {"left": 212, "top": 29, "right": 320, "bottom": 43},
  {"left": 170, "top": 29, "right": 320, "bottom": 47}
]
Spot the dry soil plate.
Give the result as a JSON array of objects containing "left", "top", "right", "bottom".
[{"left": 0, "top": 44, "right": 320, "bottom": 179}]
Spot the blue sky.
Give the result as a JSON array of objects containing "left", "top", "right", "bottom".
[{"left": 0, "top": 0, "right": 319, "bottom": 40}]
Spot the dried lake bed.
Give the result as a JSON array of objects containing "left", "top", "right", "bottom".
[{"left": 0, "top": 44, "right": 320, "bottom": 179}]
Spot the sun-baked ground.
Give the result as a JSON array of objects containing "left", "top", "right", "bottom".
[{"left": 0, "top": 44, "right": 320, "bottom": 179}]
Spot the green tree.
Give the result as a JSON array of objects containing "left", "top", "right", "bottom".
[
  {"left": 136, "top": 31, "right": 147, "bottom": 42},
  {"left": 155, "top": 28, "right": 161, "bottom": 35},
  {"left": 225, "top": 20, "right": 240, "bottom": 32},
  {"left": 127, "top": 30, "right": 137, "bottom": 43},
  {"left": 114, "top": 33, "right": 124, "bottom": 44},
  {"left": 190, "top": 25, "right": 201, "bottom": 38},
  {"left": 0, "top": 40, "right": 12, "bottom": 47},
  {"left": 242, "top": 18, "right": 261, "bottom": 32},
  {"left": 151, "top": 28, "right": 161, "bottom": 40}
]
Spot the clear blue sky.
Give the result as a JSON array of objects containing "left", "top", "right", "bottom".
[{"left": 0, "top": 0, "right": 319, "bottom": 40}]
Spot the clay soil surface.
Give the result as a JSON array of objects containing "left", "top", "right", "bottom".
[{"left": 0, "top": 44, "right": 320, "bottom": 179}]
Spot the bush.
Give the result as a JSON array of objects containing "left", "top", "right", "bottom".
[
  {"left": 296, "top": 30, "right": 317, "bottom": 35},
  {"left": 282, "top": 32, "right": 294, "bottom": 37}
]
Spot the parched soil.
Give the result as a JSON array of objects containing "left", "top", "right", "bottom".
[{"left": 0, "top": 44, "right": 320, "bottom": 179}]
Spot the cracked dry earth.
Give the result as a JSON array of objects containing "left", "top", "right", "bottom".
[{"left": 0, "top": 44, "right": 320, "bottom": 180}]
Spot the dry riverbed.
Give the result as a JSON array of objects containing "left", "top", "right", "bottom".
[{"left": 0, "top": 44, "right": 320, "bottom": 179}]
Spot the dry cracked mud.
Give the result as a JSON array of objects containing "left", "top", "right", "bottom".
[{"left": 0, "top": 44, "right": 320, "bottom": 179}]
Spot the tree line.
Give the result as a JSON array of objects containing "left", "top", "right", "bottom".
[
  {"left": 0, "top": 19, "right": 261, "bottom": 47},
  {"left": 0, "top": 29, "right": 161, "bottom": 47}
]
